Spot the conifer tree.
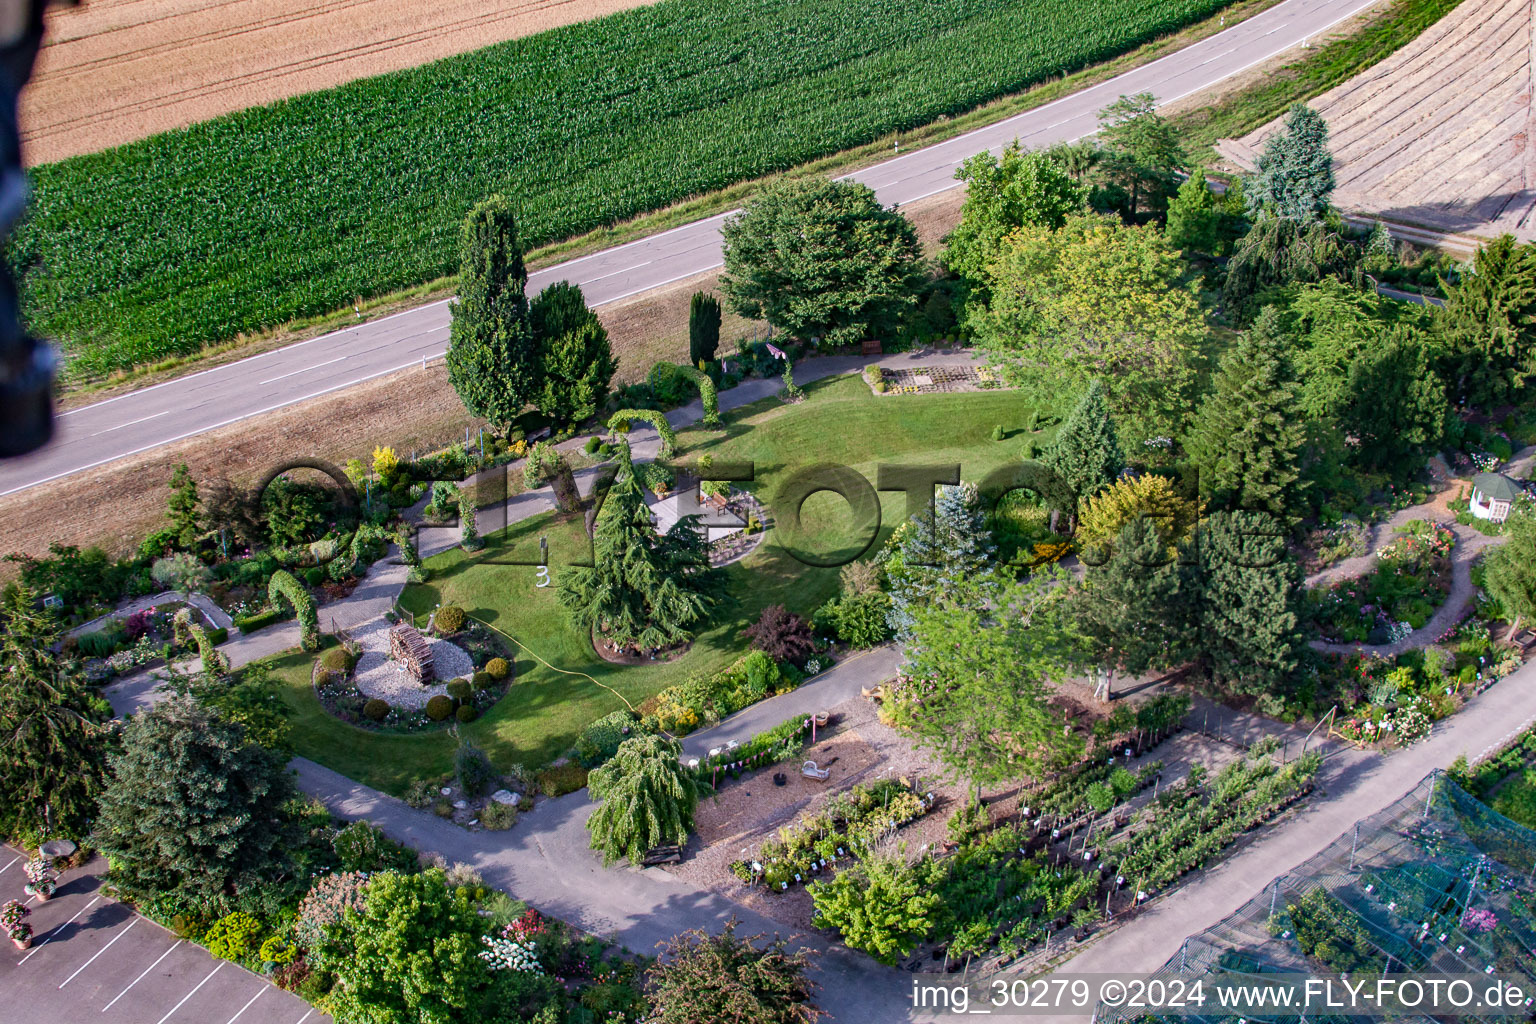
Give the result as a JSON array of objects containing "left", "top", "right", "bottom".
[
  {"left": 530, "top": 281, "right": 616, "bottom": 428},
  {"left": 1435, "top": 235, "right": 1536, "bottom": 407},
  {"left": 93, "top": 697, "right": 294, "bottom": 898},
  {"left": 1186, "top": 307, "right": 1306, "bottom": 514},
  {"left": 1043, "top": 380, "right": 1124, "bottom": 507},
  {"left": 1192, "top": 511, "right": 1305, "bottom": 697},
  {"left": 1343, "top": 329, "right": 1449, "bottom": 472},
  {"left": 586, "top": 734, "right": 698, "bottom": 866},
  {"left": 688, "top": 292, "right": 722, "bottom": 367},
  {"left": 445, "top": 195, "right": 540, "bottom": 434},
  {"left": 884, "top": 483, "right": 996, "bottom": 641},
  {"left": 165, "top": 463, "right": 202, "bottom": 549},
  {"left": 1069, "top": 517, "right": 1191, "bottom": 686},
  {"left": 1095, "top": 93, "right": 1185, "bottom": 221},
  {"left": 0, "top": 587, "right": 113, "bottom": 840},
  {"left": 557, "top": 451, "right": 721, "bottom": 648},
  {"left": 1247, "top": 103, "right": 1334, "bottom": 220},
  {"left": 1165, "top": 167, "right": 1221, "bottom": 254},
  {"left": 1222, "top": 216, "right": 1354, "bottom": 325}
]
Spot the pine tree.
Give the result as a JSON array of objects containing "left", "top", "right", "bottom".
[
  {"left": 1043, "top": 380, "right": 1124, "bottom": 506},
  {"left": 0, "top": 586, "right": 113, "bottom": 840},
  {"left": 1095, "top": 93, "right": 1185, "bottom": 221},
  {"left": 1484, "top": 506, "right": 1536, "bottom": 632},
  {"left": 1435, "top": 235, "right": 1536, "bottom": 407},
  {"left": 1186, "top": 307, "right": 1307, "bottom": 514},
  {"left": 1248, "top": 103, "right": 1334, "bottom": 220},
  {"left": 1165, "top": 167, "right": 1221, "bottom": 254},
  {"left": 1343, "top": 328, "right": 1449, "bottom": 473},
  {"left": 884, "top": 483, "right": 996, "bottom": 640},
  {"left": 165, "top": 463, "right": 202, "bottom": 549},
  {"left": 445, "top": 195, "right": 540, "bottom": 434},
  {"left": 586, "top": 734, "right": 698, "bottom": 865},
  {"left": 557, "top": 451, "right": 722, "bottom": 648},
  {"left": 93, "top": 696, "right": 295, "bottom": 898},
  {"left": 1193, "top": 511, "right": 1305, "bottom": 697},
  {"left": 688, "top": 291, "right": 722, "bottom": 367},
  {"left": 530, "top": 281, "right": 616, "bottom": 428},
  {"left": 1069, "top": 517, "right": 1192, "bottom": 686}
]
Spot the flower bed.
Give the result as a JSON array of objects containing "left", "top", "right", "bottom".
[
  {"left": 638, "top": 650, "right": 803, "bottom": 734},
  {"left": 1307, "top": 521, "right": 1454, "bottom": 643},
  {"left": 731, "top": 778, "right": 933, "bottom": 891},
  {"left": 687, "top": 713, "right": 815, "bottom": 790}
]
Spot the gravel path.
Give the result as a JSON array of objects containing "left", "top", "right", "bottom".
[{"left": 349, "top": 618, "right": 473, "bottom": 709}]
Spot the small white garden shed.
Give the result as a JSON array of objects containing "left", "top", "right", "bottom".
[{"left": 1470, "top": 472, "right": 1521, "bottom": 523}]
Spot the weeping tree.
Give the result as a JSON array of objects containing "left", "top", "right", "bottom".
[
  {"left": 586, "top": 734, "right": 698, "bottom": 865},
  {"left": 268, "top": 570, "right": 319, "bottom": 650},
  {"left": 557, "top": 450, "right": 722, "bottom": 649}
]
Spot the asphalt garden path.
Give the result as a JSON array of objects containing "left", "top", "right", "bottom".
[
  {"left": 0, "top": 851, "right": 326, "bottom": 1024},
  {"left": 0, "top": 0, "right": 1389, "bottom": 498}
]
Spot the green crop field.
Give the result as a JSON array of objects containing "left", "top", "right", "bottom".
[{"left": 16, "top": 0, "right": 1239, "bottom": 381}]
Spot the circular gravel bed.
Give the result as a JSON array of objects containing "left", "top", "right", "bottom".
[{"left": 350, "top": 619, "right": 475, "bottom": 710}]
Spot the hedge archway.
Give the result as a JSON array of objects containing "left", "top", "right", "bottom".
[
  {"left": 523, "top": 441, "right": 582, "bottom": 513},
  {"left": 268, "top": 569, "right": 320, "bottom": 651},
  {"left": 608, "top": 409, "right": 678, "bottom": 459},
  {"left": 678, "top": 366, "right": 721, "bottom": 427},
  {"left": 173, "top": 608, "right": 228, "bottom": 676}
]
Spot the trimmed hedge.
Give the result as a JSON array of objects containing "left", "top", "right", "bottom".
[
  {"left": 484, "top": 657, "right": 510, "bottom": 680},
  {"left": 233, "top": 608, "right": 286, "bottom": 634},
  {"left": 608, "top": 408, "right": 678, "bottom": 458},
  {"left": 363, "top": 699, "right": 390, "bottom": 721},
  {"left": 435, "top": 605, "right": 466, "bottom": 634},
  {"left": 447, "top": 679, "right": 472, "bottom": 701},
  {"left": 425, "top": 695, "right": 455, "bottom": 721},
  {"left": 320, "top": 647, "right": 351, "bottom": 673},
  {"left": 456, "top": 704, "right": 479, "bottom": 723},
  {"left": 268, "top": 569, "right": 319, "bottom": 650}
]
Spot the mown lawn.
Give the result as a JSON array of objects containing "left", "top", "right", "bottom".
[{"left": 271, "top": 374, "right": 1064, "bottom": 792}]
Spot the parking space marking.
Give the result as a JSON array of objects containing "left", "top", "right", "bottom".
[
  {"left": 0, "top": 855, "right": 18, "bottom": 874},
  {"left": 102, "top": 939, "right": 182, "bottom": 1011},
  {"left": 58, "top": 918, "right": 137, "bottom": 988},
  {"left": 294, "top": 1011, "right": 313, "bottom": 1024},
  {"left": 155, "top": 962, "right": 223, "bottom": 1024},
  {"left": 19, "top": 896, "right": 100, "bottom": 964},
  {"left": 225, "top": 986, "right": 264, "bottom": 1023}
]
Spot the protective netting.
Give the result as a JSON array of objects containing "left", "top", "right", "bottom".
[{"left": 1102, "top": 771, "right": 1536, "bottom": 1023}]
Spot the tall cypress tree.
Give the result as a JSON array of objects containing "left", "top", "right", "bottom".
[
  {"left": 445, "top": 195, "right": 540, "bottom": 434},
  {"left": 1193, "top": 510, "right": 1305, "bottom": 697},
  {"left": 1248, "top": 103, "right": 1334, "bottom": 221},
  {"left": 557, "top": 451, "right": 722, "bottom": 649},
  {"left": 1186, "top": 307, "right": 1306, "bottom": 514},
  {"left": 688, "top": 291, "right": 722, "bottom": 367},
  {"left": 1043, "top": 380, "right": 1124, "bottom": 506}
]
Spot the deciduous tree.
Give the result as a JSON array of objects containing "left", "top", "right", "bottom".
[
  {"left": 648, "top": 920, "right": 821, "bottom": 1024},
  {"left": 943, "top": 142, "right": 1088, "bottom": 283},
  {"left": 446, "top": 195, "right": 540, "bottom": 434},
  {"left": 1483, "top": 505, "right": 1536, "bottom": 632},
  {"left": 970, "top": 214, "right": 1204, "bottom": 423},
  {"left": 808, "top": 854, "right": 940, "bottom": 966},
  {"left": 722, "top": 178, "right": 924, "bottom": 346}
]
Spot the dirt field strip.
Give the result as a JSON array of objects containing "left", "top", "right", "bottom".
[
  {"left": 23, "top": 0, "right": 657, "bottom": 165},
  {"left": 1223, "top": 0, "right": 1534, "bottom": 242}
]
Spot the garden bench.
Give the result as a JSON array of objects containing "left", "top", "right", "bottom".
[
  {"left": 641, "top": 845, "right": 682, "bottom": 866},
  {"left": 801, "top": 760, "right": 831, "bottom": 781}
]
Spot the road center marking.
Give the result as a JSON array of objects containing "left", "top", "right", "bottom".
[
  {"left": 59, "top": 918, "right": 136, "bottom": 988},
  {"left": 89, "top": 410, "right": 170, "bottom": 436},
  {"left": 258, "top": 353, "right": 349, "bottom": 385},
  {"left": 102, "top": 939, "right": 181, "bottom": 1011}
]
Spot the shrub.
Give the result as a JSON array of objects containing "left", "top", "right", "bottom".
[
  {"left": 204, "top": 911, "right": 263, "bottom": 962},
  {"left": 304, "top": 567, "right": 324, "bottom": 587},
  {"left": 333, "top": 820, "right": 399, "bottom": 872},
  {"left": 77, "top": 629, "right": 120, "bottom": 658},
  {"left": 233, "top": 607, "right": 285, "bottom": 634},
  {"left": 425, "top": 695, "right": 454, "bottom": 721},
  {"left": 536, "top": 764, "right": 590, "bottom": 798},
  {"left": 447, "top": 678, "right": 472, "bottom": 701},
  {"left": 584, "top": 436, "right": 602, "bottom": 454},
  {"left": 435, "top": 605, "right": 466, "bottom": 634},
  {"left": 433, "top": 799, "right": 454, "bottom": 817},
  {"left": 362, "top": 699, "right": 390, "bottom": 722},
  {"left": 455, "top": 704, "right": 479, "bottom": 723},
  {"left": 151, "top": 552, "right": 212, "bottom": 593},
  {"left": 484, "top": 656, "right": 510, "bottom": 680},
  {"left": 991, "top": 424, "right": 1004, "bottom": 441},
  {"left": 471, "top": 671, "right": 493, "bottom": 689},
  {"left": 404, "top": 778, "right": 441, "bottom": 808},
  {"left": 455, "top": 745, "right": 498, "bottom": 796},
  {"left": 480, "top": 801, "right": 517, "bottom": 830},
  {"left": 320, "top": 647, "right": 351, "bottom": 673},
  {"left": 740, "top": 604, "right": 815, "bottom": 666},
  {"left": 947, "top": 798, "right": 990, "bottom": 842},
  {"left": 575, "top": 711, "right": 638, "bottom": 768}
]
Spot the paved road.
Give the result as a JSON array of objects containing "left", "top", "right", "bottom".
[{"left": 0, "top": 0, "right": 1388, "bottom": 498}]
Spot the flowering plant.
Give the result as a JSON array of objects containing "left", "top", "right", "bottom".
[
  {"left": 1462, "top": 908, "right": 1498, "bottom": 933},
  {"left": 1, "top": 899, "right": 29, "bottom": 932},
  {"left": 479, "top": 934, "right": 544, "bottom": 974}
]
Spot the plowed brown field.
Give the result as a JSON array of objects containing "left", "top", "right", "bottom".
[{"left": 22, "top": 0, "right": 654, "bottom": 166}]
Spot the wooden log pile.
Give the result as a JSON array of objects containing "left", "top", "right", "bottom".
[{"left": 389, "top": 623, "right": 435, "bottom": 684}]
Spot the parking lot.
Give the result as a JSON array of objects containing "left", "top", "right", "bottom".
[{"left": 0, "top": 850, "right": 326, "bottom": 1024}]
